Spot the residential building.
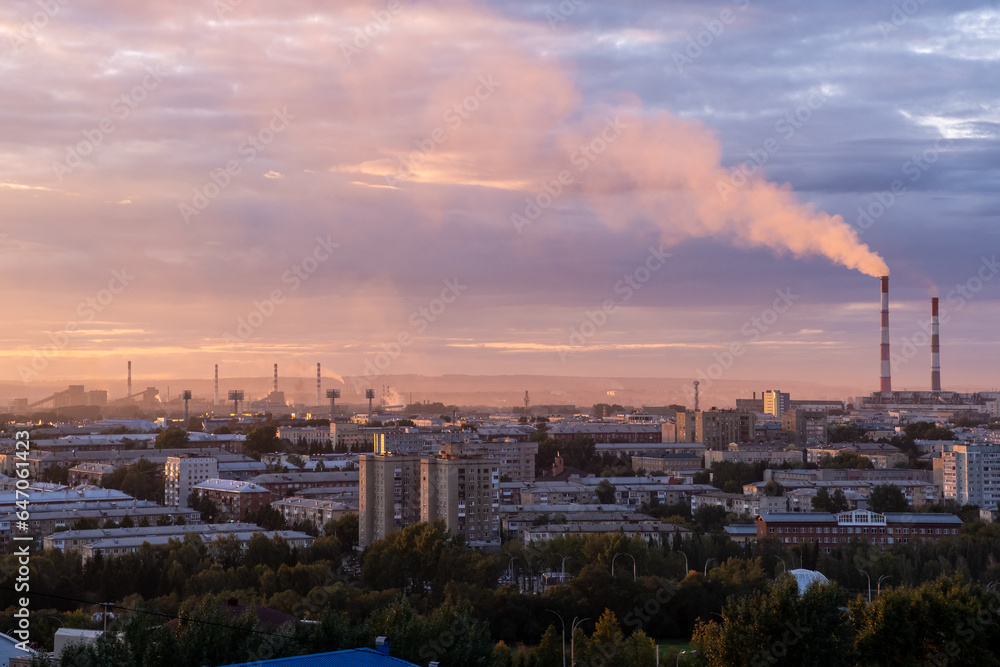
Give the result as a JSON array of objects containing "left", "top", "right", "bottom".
[
  {"left": 756, "top": 509, "right": 962, "bottom": 551},
  {"left": 359, "top": 451, "right": 423, "bottom": 547},
  {"left": 250, "top": 471, "right": 359, "bottom": 498},
  {"left": 67, "top": 462, "right": 115, "bottom": 486},
  {"left": 522, "top": 520, "right": 689, "bottom": 546},
  {"left": 763, "top": 390, "right": 790, "bottom": 417},
  {"left": 420, "top": 442, "right": 500, "bottom": 548},
  {"left": 939, "top": 442, "right": 1000, "bottom": 508},
  {"left": 675, "top": 410, "right": 755, "bottom": 449},
  {"left": 191, "top": 479, "right": 272, "bottom": 521},
  {"left": 277, "top": 426, "right": 331, "bottom": 447},
  {"left": 781, "top": 409, "right": 828, "bottom": 446},
  {"left": 271, "top": 497, "right": 357, "bottom": 532},
  {"left": 165, "top": 455, "right": 218, "bottom": 507}
]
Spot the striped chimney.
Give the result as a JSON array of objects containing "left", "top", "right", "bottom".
[
  {"left": 317, "top": 363, "right": 322, "bottom": 406},
  {"left": 274, "top": 363, "right": 278, "bottom": 393},
  {"left": 214, "top": 364, "right": 219, "bottom": 405},
  {"left": 931, "top": 297, "right": 941, "bottom": 392},
  {"left": 880, "top": 276, "right": 891, "bottom": 393}
]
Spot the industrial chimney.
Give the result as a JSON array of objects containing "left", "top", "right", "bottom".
[
  {"left": 127, "top": 360, "right": 132, "bottom": 398},
  {"left": 316, "top": 363, "right": 322, "bottom": 406},
  {"left": 273, "top": 363, "right": 278, "bottom": 393},
  {"left": 931, "top": 297, "right": 941, "bottom": 392},
  {"left": 214, "top": 364, "right": 219, "bottom": 405},
  {"left": 880, "top": 276, "right": 891, "bottom": 393}
]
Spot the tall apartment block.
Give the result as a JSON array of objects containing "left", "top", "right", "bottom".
[
  {"left": 939, "top": 443, "right": 1000, "bottom": 508},
  {"left": 164, "top": 455, "right": 218, "bottom": 507},
  {"left": 421, "top": 442, "right": 500, "bottom": 548}
]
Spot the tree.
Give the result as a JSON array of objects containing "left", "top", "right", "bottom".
[
  {"left": 693, "top": 577, "right": 854, "bottom": 666},
  {"left": 813, "top": 488, "right": 849, "bottom": 513},
  {"left": 248, "top": 504, "right": 287, "bottom": 530},
  {"left": 596, "top": 479, "right": 617, "bottom": 504},
  {"left": 155, "top": 425, "right": 189, "bottom": 450},
  {"left": 325, "top": 514, "right": 359, "bottom": 549},
  {"left": 819, "top": 451, "right": 874, "bottom": 469},
  {"left": 763, "top": 480, "right": 784, "bottom": 497},
  {"left": 869, "top": 484, "right": 910, "bottom": 513},
  {"left": 694, "top": 505, "right": 728, "bottom": 533},
  {"left": 244, "top": 424, "right": 279, "bottom": 457},
  {"left": 584, "top": 609, "right": 624, "bottom": 666}
]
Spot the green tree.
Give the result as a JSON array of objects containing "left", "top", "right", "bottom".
[
  {"left": 812, "top": 488, "right": 849, "bottom": 513},
  {"left": 622, "top": 629, "right": 657, "bottom": 667},
  {"left": 584, "top": 609, "right": 624, "bottom": 666},
  {"left": 868, "top": 484, "right": 910, "bottom": 513},
  {"left": 155, "top": 425, "right": 190, "bottom": 449},
  {"left": 324, "top": 514, "right": 359, "bottom": 549},
  {"left": 692, "top": 577, "right": 854, "bottom": 666},
  {"left": 763, "top": 480, "right": 784, "bottom": 497},
  {"left": 596, "top": 479, "right": 617, "bottom": 504},
  {"left": 245, "top": 423, "right": 279, "bottom": 457}
]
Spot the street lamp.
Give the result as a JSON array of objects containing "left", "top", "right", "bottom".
[
  {"left": 704, "top": 557, "right": 717, "bottom": 576},
  {"left": 612, "top": 552, "right": 637, "bottom": 582},
  {"left": 677, "top": 649, "right": 698, "bottom": 665},
  {"left": 546, "top": 609, "right": 568, "bottom": 667},
  {"left": 677, "top": 549, "right": 689, "bottom": 577},
  {"left": 557, "top": 553, "right": 572, "bottom": 575},
  {"left": 772, "top": 554, "right": 787, "bottom": 574},
  {"left": 570, "top": 616, "right": 590, "bottom": 667},
  {"left": 858, "top": 568, "right": 872, "bottom": 603},
  {"left": 878, "top": 574, "right": 892, "bottom": 596}
]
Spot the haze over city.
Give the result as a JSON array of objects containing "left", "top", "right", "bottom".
[{"left": 3, "top": 0, "right": 999, "bottom": 397}]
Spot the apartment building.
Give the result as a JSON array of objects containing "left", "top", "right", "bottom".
[{"left": 165, "top": 455, "right": 218, "bottom": 507}]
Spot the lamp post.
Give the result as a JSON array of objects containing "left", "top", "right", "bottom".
[
  {"left": 859, "top": 568, "right": 872, "bottom": 603},
  {"left": 677, "top": 649, "right": 698, "bottom": 665},
  {"left": 557, "top": 553, "right": 572, "bottom": 575},
  {"left": 613, "top": 552, "right": 637, "bottom": 582},
  {"left": 704, "top": 557, "right": 717, "bottom": 576},
  {"left": 546, "top": 609, "right": 567, "bottom": 667},
  {"left": 677, "top": 549, "right": 689, "bottom": 577},
  {"left": 570, "top": 616, "right": 590, "bottom": 667},
  {"left": 878, "top": 575, "right": 892, "bottom": 596},
  {"left": 773, "top": 554, "right": 787, "bottom": 574}
]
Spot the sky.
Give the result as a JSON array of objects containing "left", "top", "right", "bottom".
[{"left": 1, "top": 0, "right": 998, "bottom": 399}]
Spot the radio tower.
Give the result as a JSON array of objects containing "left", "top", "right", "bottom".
[
  {"left": 693, "top": 380, "right": 700, "bottom": 412},
  {"left": 365, "top": 389, "right": 375, "bottom": 422}
]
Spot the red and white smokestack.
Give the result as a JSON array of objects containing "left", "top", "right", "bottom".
[
  {"left": 127, "top": 360, "right": 132, "bottom": 397},
  {"left": 273, "top": 363, "right": 278, "bottom": 393},
  {"left": 931, "top": 297, "right": 941, "bottom": 392},
  {"left": 317, "top": 363, "right": 322, "bottom": 406},
  {"left": 214, "top": 364, "right": 219, "bottom": 405},
  {"left": 880, "top": 276, "right": 892, "bottom": 393}
]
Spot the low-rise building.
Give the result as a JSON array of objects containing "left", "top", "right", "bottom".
[
  {"left": 191, "top": 479, "right": 272, "bottom": 521},
  {"left": 523, "top": 520, "right": 689, "bottom": 546},
  {"left": 756, "top": 509, "right": 963, "bottom": 551},
  {"left": 271, "top": 497, "right": 357, "bottom": 532},
  {"left": 67, "top": 462, "right": 116, "bottom": 486},
  {"left": 251, "top": 471, "right": 359, "bottom": 498}
]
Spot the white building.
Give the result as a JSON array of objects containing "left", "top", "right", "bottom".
[
  {"left": 164, "top": 455, "right": 218, "bottom": 507},
  {"left": 940, "top": 442, "right": 1000, "bottom": 508}
]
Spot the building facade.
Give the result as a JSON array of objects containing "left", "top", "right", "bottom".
[{"left": 165, "top": 455, "right": 219, "bottom": 507}]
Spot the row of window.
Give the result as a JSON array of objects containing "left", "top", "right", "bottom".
[{"left": 768, "top": 525, "right": 958, "bottom": 536}]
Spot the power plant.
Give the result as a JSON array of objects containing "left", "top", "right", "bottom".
[{"left": 857, "top": 278, "right": 999, "bottom": 416}]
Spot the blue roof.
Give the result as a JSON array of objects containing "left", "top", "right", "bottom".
[{"left": 223, "top": 648, "right": 420, "bottom": 667}]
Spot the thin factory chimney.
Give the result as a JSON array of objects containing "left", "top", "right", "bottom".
[
  {"left": 127, "top": 360, "right": 132, "bottom": 398},
  {"left": 931, "top": 297, "right": 941, "bottom": 392},
  {"left": 317, "top": 363, "right": 322, "bottom": 406},
  {"left": 880, "top": 276, "right": 891, "bottom": 393},
  {"left": 274, "top": 363, "right": 278, "bottom": 393},
  {"left": 214, "top": 364, "right": 219, "bottom": 405}
]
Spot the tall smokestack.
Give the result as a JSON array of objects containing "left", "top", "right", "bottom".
[
  {"left": 214, "top": 364, "right": 219, "bottom": 405},
  {"left": 274, "top": 363, "right": 278, "bottom": 393},
  {"left": 127, "top": 360, "right": 132, "bottom": 397},
  {"left": 317, "top": 363, "right": 322, "bottom": 406},
  {"left": 931, "top": 297, "right": 941, "bottom": 392},
  {"left": 880, "top": 276, "right": 891, "bottom": 393}
]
